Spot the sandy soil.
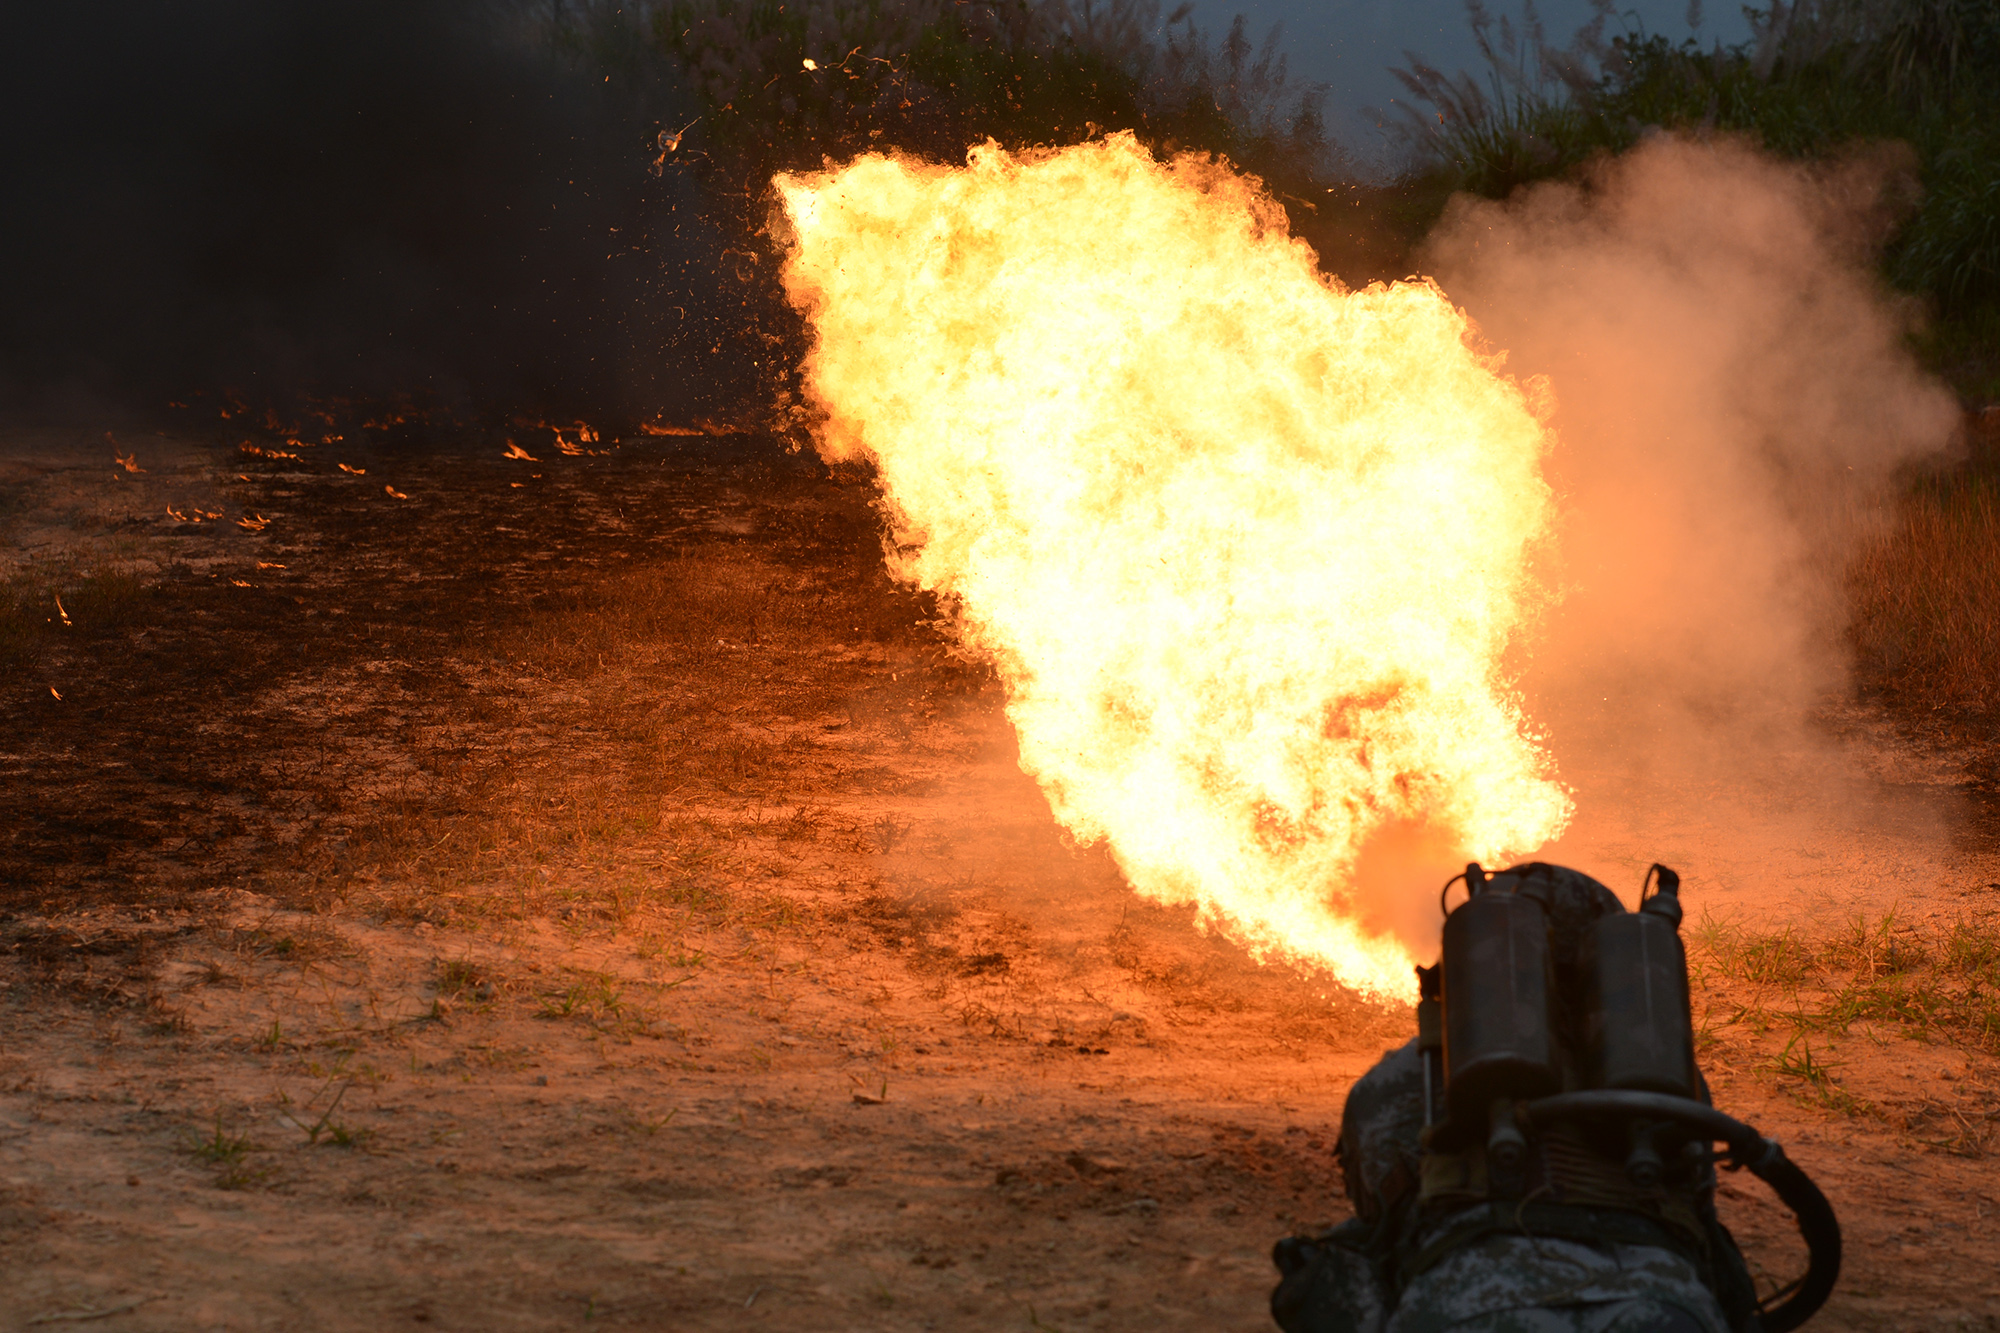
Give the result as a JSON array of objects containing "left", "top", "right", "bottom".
[{"left": 3, "top": 421, "right": 2000, "bottom": 1331}]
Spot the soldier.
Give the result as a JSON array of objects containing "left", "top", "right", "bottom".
[{"left": 1270, "top": 863, "right": 1784, "bottom": 1333}]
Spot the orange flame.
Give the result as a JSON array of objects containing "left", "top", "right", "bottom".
[
  {"left": 240, "top": 443, "right": 302, "bottom": 462},
  {"left": 777, "top": 136, "right": 1571, "bottom": 998}
]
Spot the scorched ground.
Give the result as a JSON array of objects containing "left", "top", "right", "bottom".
[{"left": 1, "top": 425, "right": 1998, "bottom": 1329}]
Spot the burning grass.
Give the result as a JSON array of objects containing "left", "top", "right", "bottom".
[{"left": 0, "top": 557, "right": 155, "bottom": 672}]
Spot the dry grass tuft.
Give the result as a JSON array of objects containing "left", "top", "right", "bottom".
[
  {"left": 1688, "top": 906, "right": 2000, "bottom": 1158},
  {"left": 1694, "top": 907, "right": 2000, "bottom": 1052},
  {"left": 1693, "top": 907, "right": 2000, "bottom": 1150}
]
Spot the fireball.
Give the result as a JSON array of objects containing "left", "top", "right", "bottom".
[{"left": 776, "top": 134, "right": 1569, "bottom": 1000}]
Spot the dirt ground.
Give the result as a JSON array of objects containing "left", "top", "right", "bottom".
[{"left": 4, "top": 420, "right": 2000, "bottom": 1331}]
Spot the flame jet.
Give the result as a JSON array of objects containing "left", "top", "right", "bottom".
[{"left": 776, "top": 134, "right": 1569, "bottom": 999}]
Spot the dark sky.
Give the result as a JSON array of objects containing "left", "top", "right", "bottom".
[{"left": 1201, "top": 0, "right": 1750, "bottom": 170}]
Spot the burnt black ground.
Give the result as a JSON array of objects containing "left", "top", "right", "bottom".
[{"left": 1, "top": 425, "right": 927, "bottom": 913}]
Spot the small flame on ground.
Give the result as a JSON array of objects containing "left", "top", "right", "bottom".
[
  {"left": 240, "top": 443, "right": 302, "bottom": 462},
  {"left": 777, "top": 136, "right": 1570, "bottom": 999}
]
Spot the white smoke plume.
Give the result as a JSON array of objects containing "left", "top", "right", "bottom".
[{"left": 1420, "top": 134, "right": 1962, "bottom": 909}]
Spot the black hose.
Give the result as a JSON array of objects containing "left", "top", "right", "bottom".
[{"left": 1522, "top": 1091, "right": 1840, "bottom": 1333}]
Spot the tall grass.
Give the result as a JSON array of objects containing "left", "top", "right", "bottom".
[
  {"left": 1388, "top": 0, "right": 1613, "bottom": 199},
  {"left": 1850, "top": 464, "right": 2000, "bottom": 711},
  {"left": 644, "top": 0, "right": 1339, "bottom": 183}
]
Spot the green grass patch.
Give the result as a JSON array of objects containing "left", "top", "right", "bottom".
[
  {"left": 183, "top": 1115, "right": 258, "bottom": 1165},
  {"left": 1771, "top": 1032, "right": 1878, "bottom": 1117},
  {"left": 1690, "top": 914, "right": 1815, "bottom": 987},
  {"left": 1693, "top": 906, "right": 2000, "bottom": 1057}
]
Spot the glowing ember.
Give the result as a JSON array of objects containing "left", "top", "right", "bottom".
[{"left": 777, "top": 135, "right": 1569, "bottom": 998}]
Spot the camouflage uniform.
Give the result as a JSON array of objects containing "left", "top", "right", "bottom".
[{"left": 1272, "top": 865, "right": 1751, "bottom": 1333}]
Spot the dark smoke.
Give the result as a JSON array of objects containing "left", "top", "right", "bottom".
[{"left": 0, "top": 1, "right": 746, "bottom": 422}]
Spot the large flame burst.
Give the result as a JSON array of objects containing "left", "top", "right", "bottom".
[{"left": 776, "top": 135, "right": 1569, "bottom": 999}]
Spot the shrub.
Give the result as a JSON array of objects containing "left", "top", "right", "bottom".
[{"left": 1389, "top": 0, "right": 2000, "bottom": 377}]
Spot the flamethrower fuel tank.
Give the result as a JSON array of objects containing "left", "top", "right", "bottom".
[
  {"left": 1441, "top": 887, "right": 1558, "bottom": 1125},
  {"left": 1583, "top": 893, "right": 1696, "bottom": 1098}
]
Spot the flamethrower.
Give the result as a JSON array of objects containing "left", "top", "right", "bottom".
[{"left": 1273, "top": 862, "right": 1841, "bottom": 1333}]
